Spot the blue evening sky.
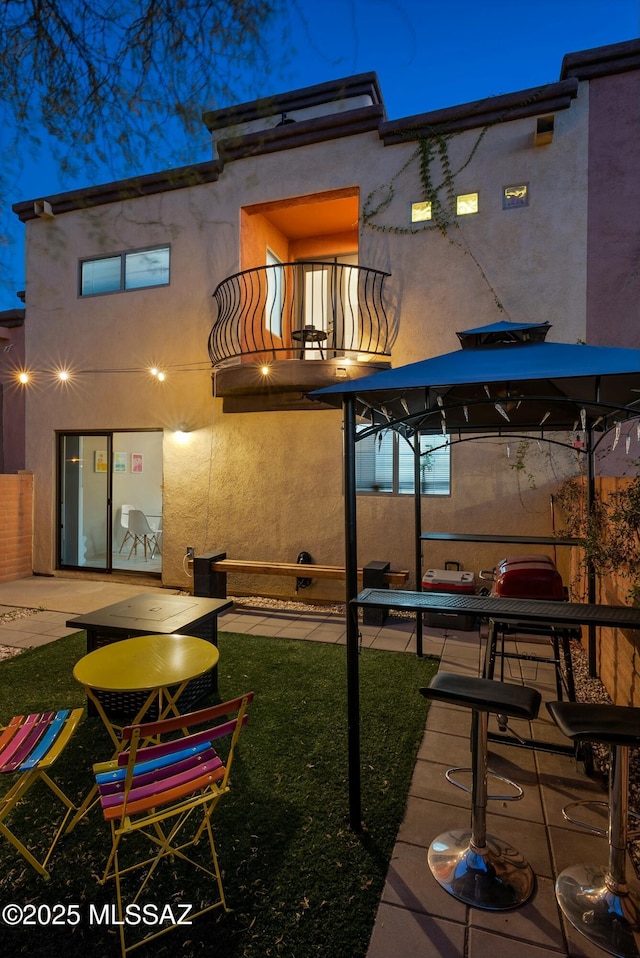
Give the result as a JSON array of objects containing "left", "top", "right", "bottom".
[{"left": 3, "top": 0, "right": 639, "bottom": 309}]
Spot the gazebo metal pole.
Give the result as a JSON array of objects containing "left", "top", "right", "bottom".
[
  {"left": 343, "top": 395, "right": 362, "bottom": 831},
  {"left": 414, "top": 432, "right": 423, "bottom": 657},
  {"left": 587, "top": 423, "right": 597, "bottom": 677}
]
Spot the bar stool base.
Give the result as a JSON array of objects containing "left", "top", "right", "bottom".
[
  {"left": 428, "top": 829, "right": 535, "bottom": 909},
  {"left": 556, "top": 864, "right": 640, "bottom": 958}
]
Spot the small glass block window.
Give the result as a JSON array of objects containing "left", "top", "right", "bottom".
[
  {"left": 456, "top": 193, "right": 478, "bottom": 215},
  {"left": 503, "top": 183, "right": 529, "bottom": 209},
  {"left": 411, "top": 201, "right": 432, "bottom": 222}
]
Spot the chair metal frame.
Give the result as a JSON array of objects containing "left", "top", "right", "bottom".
[
  {"left": 0, "top": 708, "right": 84, "bottom": 878},
  {"left": 93, "top": 692, "right": 253, "bottom": 956}
]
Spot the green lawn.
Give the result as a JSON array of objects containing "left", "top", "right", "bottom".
[{"left": 0, "top": 630, "right": 438, "bottom": 957}]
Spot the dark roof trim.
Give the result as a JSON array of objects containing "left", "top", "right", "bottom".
[
  {"left": 12, "top": 160, "right": 223, "bottom": 223},
  {"left": 380, "top": 79, "right": 579, "bottom": 144},
  {"left": 218, "top": 104, "right": 384, "bottom": 162},
  {"left": 561, "top": 39, "right": 640, "bottom": 81},
  {"left": 0, "top": 308, "right": 25, "bottom": 327},
  {"left": 203, "top": 72, "right": 384, "bottom": 131}
]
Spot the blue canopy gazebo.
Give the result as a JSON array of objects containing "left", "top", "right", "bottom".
[{"left": 312, "top": 320, "right": 640, "bottom": 829}]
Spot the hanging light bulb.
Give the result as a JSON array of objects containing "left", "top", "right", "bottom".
[
  {"left": 484, "top": 385, "right": 491, "bottom": 398},
  {"left": 580, "top": 408, "right": 587, "bottom": 431},
  {"left": 463, "top": 405, "right": 469, "bottom": 422},
  {"left": 494, "top": 402, "right": 510, "bottom": 422},
  {"left": 436, "top": 395, "right": 443, "bottom": 407},
  {"left": 540, "top": 411, "right": 551, "bottom": 426},
  {"left": 401, "top": 399, "right": 410, "bottom": 416}
]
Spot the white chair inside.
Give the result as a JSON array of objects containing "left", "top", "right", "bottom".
[
  {"left": 118, "top": 504, "right": 136, "bottom": 553},
  {"left": 127, "top": 509, "right": 161, "bottom": 560}
]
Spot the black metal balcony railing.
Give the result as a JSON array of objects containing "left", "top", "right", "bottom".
[{"left": 209, "top": 261, "right": 391, "bottom": 367}]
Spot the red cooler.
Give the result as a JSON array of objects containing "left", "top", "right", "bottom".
[{"left": 422, "top": 568, "right": 477, "bottom": 631}]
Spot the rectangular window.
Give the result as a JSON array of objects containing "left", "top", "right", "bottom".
[
  {"left": 356, "top": 427, "right": 450, "bottom": 495},
  {"left": 80, "top": 246, "right": 170, "bottom": 296}
]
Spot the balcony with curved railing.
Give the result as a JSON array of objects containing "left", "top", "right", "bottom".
[{"left": 209, "top": 261, "right": 393, "bottom": 407}]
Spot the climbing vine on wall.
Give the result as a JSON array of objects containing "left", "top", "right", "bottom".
[{"left": 362, "top": 124, "right": 503, "bottom": 310}]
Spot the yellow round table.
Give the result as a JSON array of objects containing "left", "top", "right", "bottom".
[
  {"left": 67, "top": 633, "right": 219, "bottom": 834},
  {"left": 73, "top": 633, "right": 219, "bottom": 746}
]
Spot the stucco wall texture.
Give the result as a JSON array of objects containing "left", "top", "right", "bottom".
[{"left": 18, "top": 52, "right": 640, "bottom": 596}]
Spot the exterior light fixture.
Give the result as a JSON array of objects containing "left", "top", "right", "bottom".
[
  {"left": 57, "top": 370, "right": 70, "bottom": 382},
  {"left": 260, "top": 365, "right": 270, "bottom": 376},
  {"left": 157, "top": 371, "right": 166, "bottom": 382},
  {"left": 18, "top": 372, "right": 29, "bottom": 384}
]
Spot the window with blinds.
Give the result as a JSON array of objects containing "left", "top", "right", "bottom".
[{"left": 355, "top": 427, "right": 450, "bottom": 495}]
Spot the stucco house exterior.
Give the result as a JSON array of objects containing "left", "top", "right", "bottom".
[{"left": 10, "top": 38, "right": 640, "bottom": 599}]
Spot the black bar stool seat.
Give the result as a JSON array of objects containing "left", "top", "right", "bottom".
[
  {"left": 547, "top": 700, "right": 640, "bottom": 958},
  {"left": 420, "top": 673, "right": 541, "bottom": 910}
]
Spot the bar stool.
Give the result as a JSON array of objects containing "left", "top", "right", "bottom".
[
  {"left": 546, "top": 700, "right": 640, "bottom": 958},
  {"left": 420, "top": 672, "right": 541, "bottom": 909},
  {"left": 485, "top": 618, "right": 579, "bottom": 701}
]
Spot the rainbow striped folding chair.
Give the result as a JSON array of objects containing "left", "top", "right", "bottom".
[
  {"left": 0, "top": 708, "right": 84, "bottom": 878},
  {"left": 94, "top": 691, "right": 253, "bottom": 957}
]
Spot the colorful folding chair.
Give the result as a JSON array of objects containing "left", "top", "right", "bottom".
[
  {"left": 94, "top": 691, "right": 254, "bottom": 956},
  {"left": 0, "top": 707, "right": 84, "bottom": 878}
]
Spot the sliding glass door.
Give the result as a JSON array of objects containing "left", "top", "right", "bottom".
[
  {"left": 58, "top": 430, "right": 163, "bottom": 574},
  {"left": 59, "top": 433, "right": 111, "bottom": 570}
]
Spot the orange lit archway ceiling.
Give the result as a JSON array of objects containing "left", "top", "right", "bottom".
[{"left": 244, "top": 188, "right": 359, "bottom": 240}]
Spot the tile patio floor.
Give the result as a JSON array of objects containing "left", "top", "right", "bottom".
[{"left": 0, "top": 577, "right": 623, "bottom": 958}]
